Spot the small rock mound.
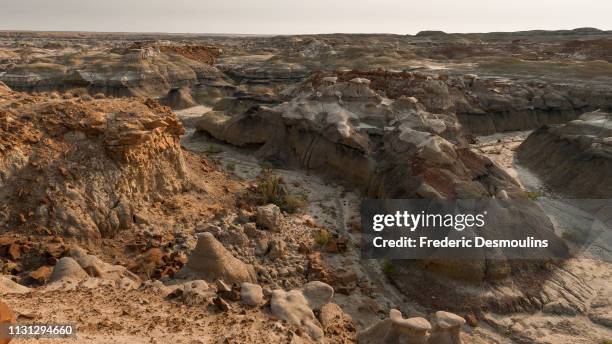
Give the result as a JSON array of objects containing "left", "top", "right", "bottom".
[
  {"left": 159, "top": 87, "right": 198, "bottom": 110},
  {"left": 256, "top": 204, "right": 283, "bottom": 231},
  {"left": 357, "top": 309, "right": 431, "bottom": 344},
  {"left": 170, "top": 280, "right": 213, "bottom": 306},
  {"left": 0, "top": 276, "right": 31, "bottom": 294},
  {"left": 241, "top": 282, "right": 264, "bottom": 307},
  {"left": 270, "top": 281, "right": 334, "bottom": 341},
  {"left": 318, "top": 302, "right": 356, "bottom": 341},
  {"left": 48, "top": 257, "right": 89, "bottom": 283},
  {"left": 69, "top": 246, "right": 141, "bottom": 284},
  {"left": 428, "top": 311, "right": 466, "bottom": 344},
  {"left": 300, "top": 281, "right": 334, "bottom": 310},
  {"left": 176, "top": 232, "right": 257, "bottom": 284}
]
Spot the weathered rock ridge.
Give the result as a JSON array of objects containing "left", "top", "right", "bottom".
[
  {"left": 517, "top": 111, "right": 612, "bottom": 198},
  {"left": 0, "top": 88, "right": 188, "bottom": 242}
]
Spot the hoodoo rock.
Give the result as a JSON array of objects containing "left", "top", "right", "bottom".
[
  {"left": 270, "top": 282, "right": 334, "bottom": 341},
  {"left": 357, "top": 309, "right": 432, "bottom": 344},
  {"left": 176, "top": 233, "right": 257, "bottom": 284},
  {"left": 428, "top": 311, "right": 466, "bottom": 344}
]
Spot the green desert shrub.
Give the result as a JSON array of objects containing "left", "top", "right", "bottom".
[
  {"left": 525, "top": 190, "right": 541, "bottom": 200},
  {"left": 382, "top": 259, "right": 398, "bottom": 278},
  {"left": 314, "top": 229, "right": 331, "bottom": 246},
  {"left": 256, "top": 173, "right": 307, "bottom": 214},
  {"left": 561, "top": 231, "right": 584, "bottom": 244},
  {"left": 205, "top": 145, "right": 223, "bottom": 155}
]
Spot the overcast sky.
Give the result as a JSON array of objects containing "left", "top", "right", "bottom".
[{"left": 1, "top": 0, "right": 610, "bottom": 35}]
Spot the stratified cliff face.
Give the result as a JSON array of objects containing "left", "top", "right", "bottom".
[
  {"left": 517, "top": 111, "right": 612, "bottom": 198},
  {"left": 319, "top": 70, "right": 612, "bottom": 136},
  {"left": 0, "top": 85, "right": 188, "bottom": 242},
  {"left": 0, "top": 44, "right": 226, "bottom": 99}
]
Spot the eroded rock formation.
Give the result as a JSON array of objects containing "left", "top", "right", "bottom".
[
  {"left": 517, "top": 111, "right": 612, "bottom": 198},
  {"left": 176, "top": 232, "right": 257, "bottom": 284},
  {"left": 0, "top": 91, "right": 188, "bottom": 243}
]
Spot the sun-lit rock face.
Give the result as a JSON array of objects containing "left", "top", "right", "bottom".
[{"left": 0, "top": 91, "right": 188, "bottom": 242}]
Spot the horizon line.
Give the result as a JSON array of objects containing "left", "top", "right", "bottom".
[{"left": 0, "top": 26, "right": 610, "bottom": 37}]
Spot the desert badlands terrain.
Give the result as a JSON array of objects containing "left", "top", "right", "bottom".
[{"left": 0, "top": 29, "right": 610, "bottom": 343}]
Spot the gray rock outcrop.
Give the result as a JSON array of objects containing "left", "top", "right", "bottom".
[
  {"left": 517, "top": 111, "right": 612, "bottom": 198},
  {"left": 48, "top": 257, "right": 89, "bottom": 283}
]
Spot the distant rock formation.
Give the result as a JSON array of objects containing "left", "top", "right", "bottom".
[
  {"left": 518, "top": 111, "right": 612, "bottom": 198},
  {"left": 159, "top": 87, "right": 197, "bottom": 110}
]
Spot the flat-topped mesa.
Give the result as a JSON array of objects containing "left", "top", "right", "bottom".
[{"left": 0, "top": 44, "right": 226, "bottom": 98}]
